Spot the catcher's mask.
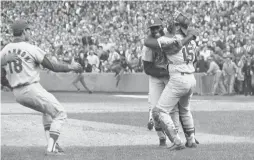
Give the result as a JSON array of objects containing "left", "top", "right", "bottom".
[
  {"left": 173, "top": 10, "right": 191, "bottom": 36},
  {"left": 147, "top": 18, "right": 164, "bottom": 38}
]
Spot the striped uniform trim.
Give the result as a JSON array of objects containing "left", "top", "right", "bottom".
[
  {"left": 44, "top": 124, "right": 51, "bottom": 131},
  {"left": 49, "top": 131, "right": 60, "bottom": 136},
  {"left": 155, "top": 128, "right": 163, "bottom": 131}
]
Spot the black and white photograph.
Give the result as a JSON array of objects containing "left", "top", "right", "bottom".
[{"left": 1, "top": 0, "right": 254, "bottom": 159}]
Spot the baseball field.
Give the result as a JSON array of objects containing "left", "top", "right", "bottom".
[{"left": 1, "top": 92, "right": 254, "bottom": 160}]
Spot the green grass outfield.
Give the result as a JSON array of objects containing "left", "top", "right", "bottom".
[{"left": 1, "top": 92, "right": 254, "bottom": 160}]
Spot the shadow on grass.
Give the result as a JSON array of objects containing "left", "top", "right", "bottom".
[{"left": 1, "top": 143, "right": 254, "bottom": 160}]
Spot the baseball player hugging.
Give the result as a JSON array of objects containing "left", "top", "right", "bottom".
[
  {"left": 1, "top": 20, "right": 82, "bottom": 156},
  {"left": 142, "top": 17, "right": 180, "bottom": 147},
  {"left": 144, "top": 11, "right": 199, "bottom": 151}
]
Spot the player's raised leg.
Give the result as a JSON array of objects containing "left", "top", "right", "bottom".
[
  {"left": 43, "top": 114, "right": 64, "bottom": 152},
  {"left": 13, "top": 83, "right": 67, "bottom": 155}
]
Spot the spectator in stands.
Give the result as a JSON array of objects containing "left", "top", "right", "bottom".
[
  {"left": 206, "top": 56, "right": 226, "bottom": 95},
  {"left": 92, "top": 64, "right": 100, "bottom": 73},
  {"left": 244, "top": 38, "right": 253, "bottom": 56},
  {"left": 1, "top": 1, "right": 254, "bottom": 75},
  {"left": 242, "top": 55, "right": 253, "bottom": 96},
  {"left": 226, "top": 30, "right": 236, "bottom": 42},
  {"left": 199, "top": 44, "right": 211, "bottom": 61},
  {"left": 238, "top": 34, "right": 247, "bottom": 46},
  {"left": 87, "top": 48, "right": 100, "bottom": 68},
  {"left": 234, "top": 41, "right": 245, "bottom": 59},
  {"left": 195, "top": 55, "right": 208, "bottom": 73},
  {"left": 222, "top": 55, "right": 238, "bottom": 95},
  {"left": 97, "top": 45, "right": 104, "bottom": 58},
  {"left": 235, "top": 55, "right": 246, "bottom": 94},
  {"left": 116, "top": 45, "right": 126, "bottom": 58},
  {"left": 83, "top": 59, "right": 92, "bottom": 73},
  {"left": 127, "top": 53, "right": 139, "bottom": 73},
  {"left": 224, "top": 45, "right": 233, "bottom": 58},
  {"left": 108, "top": 47, "right": 120, "bottom": 65}
]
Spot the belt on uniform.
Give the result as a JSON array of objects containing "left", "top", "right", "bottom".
[
  {"left": 13, "top": 82, "right": 38, "bottom": 89},
  {"left": 180, "top": 72, "right": 193, "bottom": 75}
]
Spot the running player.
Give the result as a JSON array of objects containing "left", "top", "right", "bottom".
[{"left": 1, "top": 20, "right": 82, "bottom": 156}]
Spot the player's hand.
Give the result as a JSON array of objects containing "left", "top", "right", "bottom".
[
  {"left": 69, "top": 61, "right": 82, "bottom": 72},
  {"left": 5, "top": 52, "right": 19, "bottom": 62},
  {"left": 187, "top": 28, "right": 199, "bottom": 40}
]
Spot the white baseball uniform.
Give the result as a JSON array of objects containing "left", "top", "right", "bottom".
[
  {"left": 1, "top": 41, "right": 66, "bottom": 141},
  {"left": 156, "top": 34, "right": 197, "bottom": 134}
]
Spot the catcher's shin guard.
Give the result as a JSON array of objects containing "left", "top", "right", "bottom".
[
  {"left": 152, "top": 107, "right": 181, "bottom": 144},
  {"left": 147, "top": 109, "right": 154, "bottom": 130},
  {"left": 155, "top": 127, "right": 166, "bottom": 140},
  {"left": 179, "top": 112, "right": 199, "bottom": 146},
  {"left": 170, "top": 108, "right": 180, "bottom": 133}
]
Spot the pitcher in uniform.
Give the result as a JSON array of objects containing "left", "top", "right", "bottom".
[{"left": 1, "top": 20, "right": 82, "bottom": 156}]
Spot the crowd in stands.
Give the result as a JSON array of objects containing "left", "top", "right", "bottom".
[{"left": 1, "top": 1, "right": 254, "bottom": 94}]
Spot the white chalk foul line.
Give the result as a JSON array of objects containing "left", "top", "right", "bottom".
[{"left": 113, "top": 95, "right": 208, "bottom": 102}]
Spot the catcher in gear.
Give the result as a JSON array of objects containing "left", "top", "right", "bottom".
[
  {"left": 145, "top": 11, "right": 199, "bottom": 151},
  {"left": 142, "top": 17, "right": 180, "bottom": 147}
]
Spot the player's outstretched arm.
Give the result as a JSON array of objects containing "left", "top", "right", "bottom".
[
  {"left": 144, "top": 37, "right": 161, "bottom": 50},
  {"left": 181, "top": 28, "right": 199, "bottom": 46},
  {"left": 41, "top": 55, "right": 82, "bottom": 73}
]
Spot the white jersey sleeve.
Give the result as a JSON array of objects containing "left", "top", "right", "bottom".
[
  {"left": 142, "top": 46, "right": 153, "bottom": 62},
  {"left": 32, "top": 45, "right": 47, "bottom": 64}
]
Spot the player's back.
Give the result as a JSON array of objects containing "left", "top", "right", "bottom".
[
  {"left": 167, "top": 34, "right": 196, "bottom": 74},
  {"left": 1, "top": 41, "right": 46, "bottom": 88}
]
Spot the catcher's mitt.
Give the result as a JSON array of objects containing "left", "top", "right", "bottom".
[
  {"left": 187, "top": 28, "right": 199, "bottom": 40},
  {"left": 173, "top": 10, "right": 191, "bottom": 36}
]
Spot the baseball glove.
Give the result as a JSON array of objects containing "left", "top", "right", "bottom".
[{"left": 187, "top": 28, "right": 199, "bottom": 40}]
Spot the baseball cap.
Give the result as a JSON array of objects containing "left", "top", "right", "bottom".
[
  {"left": 11, "top": 20, "right": 30, "bottom": 35},
  {"left": 147, "top": 18, "right": 163, "bottom": 28}
]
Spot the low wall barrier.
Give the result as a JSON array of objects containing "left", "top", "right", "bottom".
[{"left": 40, "top": 71, "right": 214, "bottom": 95}]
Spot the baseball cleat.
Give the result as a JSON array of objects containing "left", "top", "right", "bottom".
[
  {"left": 55, "top": 143, "right": 64, "bottom": 153},
  {"left": 185, "top": 142, "right": 198, "bottom": 148},
  {"left": 147, "top": 120, "right": 154, "bottom": 130},
  {"left": 168, "top": 142, "right": 185, "bottom": 151},
  {"left": 195, "top": 138, "right": 200, "bottom": 144},
  {"left": 185, "top": 135, "right": 199, "bottom": 148},
  {"left": 185, "top": 139, "right": 199, "bottom": 148},
  {"left": 159, "top": 138, "right": 167, "bottom": 147}
]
